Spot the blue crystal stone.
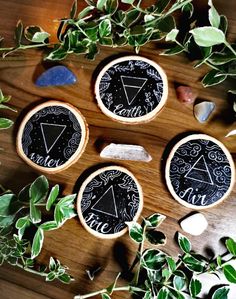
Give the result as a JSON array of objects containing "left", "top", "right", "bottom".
[{"left": 35, "top": 65, "right": 77, "bottom": 87}]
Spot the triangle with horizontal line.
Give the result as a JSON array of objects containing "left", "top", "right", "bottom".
[
  {"left": 40, "top": 123, "right": 66, "bottom": 154},
  {"left": 184, "top": 155, "right": 214, "bottom": 185},
  {"left": 121, "top": 75, "right": 147, "bottom": 105}
]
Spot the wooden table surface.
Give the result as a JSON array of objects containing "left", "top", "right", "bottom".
[{"left": 0, "top": 0, "right": 236, "bottom": 298}]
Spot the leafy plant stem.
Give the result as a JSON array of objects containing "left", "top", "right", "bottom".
[
  {"left": 133, "top": 224, "right": 147, "bottom": 286},
  {"left": 75, "top": 286, "right": 130, "bottom": 299},
  {"left": 16, "top": 261, "right": 48, "bottom": 277}
]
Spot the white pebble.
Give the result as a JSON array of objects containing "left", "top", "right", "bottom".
[{"left": 180, "top": 213, "right": 208, "bottom": 236}]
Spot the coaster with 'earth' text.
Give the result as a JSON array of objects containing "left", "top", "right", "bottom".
[{"left": 95, "top": 56, "right": 168, "bottom": 124}]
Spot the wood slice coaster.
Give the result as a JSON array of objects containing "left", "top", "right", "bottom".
[
  {"left": 77, "top": 166, "right": 143, "bottom": 238},
  {"left": 17, "top": 101, "right": 89, "bottom": 173},
  {"left": 165, "top": 134, "right": 235, "bottom": 209},
  {"left": 95, "top": 56, "right": 168, "bottom": 124}
]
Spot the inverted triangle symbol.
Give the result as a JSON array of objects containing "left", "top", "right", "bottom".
[
  {"left": 40, "top": 123, "right": 66, "bottom": 154},
  {"left": 184, "top": 155, "right": 214, "bottom": 185},
  {"left": 121, "top": 76, "right": 147, "bottom": 105},
  {"left": 91, "top": 186, "right": 118, "bottom": 218}
]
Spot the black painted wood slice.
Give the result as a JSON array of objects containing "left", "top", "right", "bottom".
[
  {"left": 165, "top": 134, "right": 235, "bottom": 209},
  {"left": 77, "top": 166, "right": 143, "bottom": 238},
  {"left": 95, "top": 56, "right": 168, "bottom": 124},
  {"left": 17, "top": 101, "right": 89, "bottom": 173}
]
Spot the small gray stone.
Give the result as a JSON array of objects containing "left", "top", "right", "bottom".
[
  {"left": 194, "top": 101, "right": 215, "bottom": 123},
  {"left": 100, "top": 143, "right": 152, "bottom": 162}
]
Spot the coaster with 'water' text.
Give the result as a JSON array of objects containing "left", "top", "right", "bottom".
[
  {"left": 95, "top": 56, "right": 168, "bottom": 124},
  {"left": 17, "top": 101, "right": 89, "bottom": 173},
  {"left": 165, "top": 134, "right": 235, "bottom": 209},
  {"left": 77, "top": 166, "right": 143, "bottom": 238}
]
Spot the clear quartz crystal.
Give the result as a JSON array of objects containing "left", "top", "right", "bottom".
[{"left": 100, "top": 143, "right": 152, "bottom": 162}]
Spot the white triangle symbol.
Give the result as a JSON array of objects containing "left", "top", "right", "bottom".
[
  {"left": 121, "top": 76, "right": 147, "bottom": 105},
  {"left": 40, "top": 123, "right": 66, "bottom": 154},
  {"left": 184, "top": 155, "right": 214, "bottom": 185},
  {"left": 91, "top": 186, "right": 118, "bottom": 218}
]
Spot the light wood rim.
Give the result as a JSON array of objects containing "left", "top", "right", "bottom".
[
  {"left": 165, "top": 134, "right": 235, "bottom": 210},
  {"left": 77, "top": 166, "right": 143, "bottom": 239},
  {"left": 16, "top": 100, "right": 89, "bottom": 174},
  {"left": 95, "top": 55, "right": 168, "bottom": 124}
]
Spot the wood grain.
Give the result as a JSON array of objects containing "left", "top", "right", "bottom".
[{"left": 0, "top": 0, "right": 236, "bottom": 298}]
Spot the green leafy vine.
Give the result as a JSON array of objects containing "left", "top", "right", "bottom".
[{"left": 0, "top": 175, "right": 76, "bottom": 283}]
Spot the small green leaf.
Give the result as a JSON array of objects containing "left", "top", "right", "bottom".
[
  {"left": 226, "top": 238, "right": 236, "bottom": 256},
  {"left": 29, "top": 176, "right": 49, "bottom": 204},
  {"left": 145, "top": 213, "right": 166, "bottom": 228},
  {"left": 212, "top": 286, "right": 230, "bottom": 299},
  {"left": 202, "top": 69, "right": 227, "bottom": 87},
  {"left": 54, "top": 194, "right": 77, "bottom": 227},
  {"left": 70, "top": 0, "right": 77, "bottom": 19},
  {"left": 121, "top": 0, "right": 134, "bottom": 4},
  {"left": 182, "top": 2, "right": 194, "bottom": 18},
  {"left": 173, "top": 275, "right": 186, "bottom": 291},
  {"left": 46, "top": 47, "right": 68, "bottom": 60},
  {"left": 15, "top": 20, "right": 23, "bottom": 47},
  {"left": 183, "top": 254, "right": 206, "bottom": 273},
  {"left": 219, "top": 15, "right": 228, "bottom": 34},
  {"left": 190, "top": 26, "right": 226, "bottom": 47},
  {"left": 141, "top": 249, "right": 166, "bottom": 271},
  {"left": 97, "top": 0, "right": 107, "bottom": 10},
  {"left": 49, "top": 257, "right": 56, "bottom": 271},
  {"left": 146, "top": 230, "right": 166, "bottom": 245},
  {"left": 105, "top": 0, "right": 118, "bottom": 15},
  {"left": 46, "top": 271, "right": 56, "bottom": 282},
  {"left": 58, "top": 273, "right": 72, "bottom": 284},
  {"left": 223, "top": 264, "right": 236, "bottom": 283},
  {"left": 15, "top": 216, "right": 31, "bottom": 239},
  {"left": 156, "top": 15, "right": 175, "bottom": 33},
  {"left": 166, "top": 256, "right": 176, "bottom": 272},
  {"left": 0, "top": 118, "right": 13, "bottom": 129},
  {"left": 78, "top": 6, "right": 95, "bottom": 20},
  {"left": 24, "top": 26, "right": 50, "bottom": 43},
  {"left": 157, "top": 287, "right": 170, "bottom": 299},
  {"left": 40, "top": 221, "right": 58, "bottom": 231},
  {"left": 99, "top": 19, "right": 112, "bottom": 38},
  {"left": 0, "top": 194, "right": 17, "bottom": 217},
  {"left": 0, "top": 215, "right": 15, "bottom": 227},
  {"left": 178, "top": 233, "right": 191, "bottom": 253},
  {"left": 126, "top": 221, "right": 143, "bottom": 243},
  {"left": 208, "top": 0, "right": 220, "bottom": 28},
  {"left": 106, "top": 272, "right": 120, "bottom": 294},
  {"left": 31, "top": 228, "right": 44, "bottom": 259},
  {"left": 165, "top": 29, "right": 179, "bottom": 42},
  {"left": 30, "top": 200, "right": 41, "bottom": 224},
  {"left": 190, "top": 277, "right": 202, "bottom": 297},
  {"left": 124, "top": 9, "right": 140, "bottom": 27},
  {"left": 46, "top": 185, "right": 59, "bottom": 211},
  {"left": 101, "top": 294, "right": 111, "bottom": 299},
  {"left": 162, "top": 45, "right": 185, "bottom": 55}
]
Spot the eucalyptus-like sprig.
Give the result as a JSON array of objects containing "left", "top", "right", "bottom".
[
  {"left": 0, "top": 175, "right": 76, "bottom": 283},
  {"left": 164, "top": 0, "right": 236, "bottom": 92},
  {"left": 0, "top": 0, "right": 192, "bottom": 60},
  {"left": 75, "top": 213, "right": 236, "bottom": 299},
  {"left": 0, "top": 89, "right": 16, "bottom": 130}
]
